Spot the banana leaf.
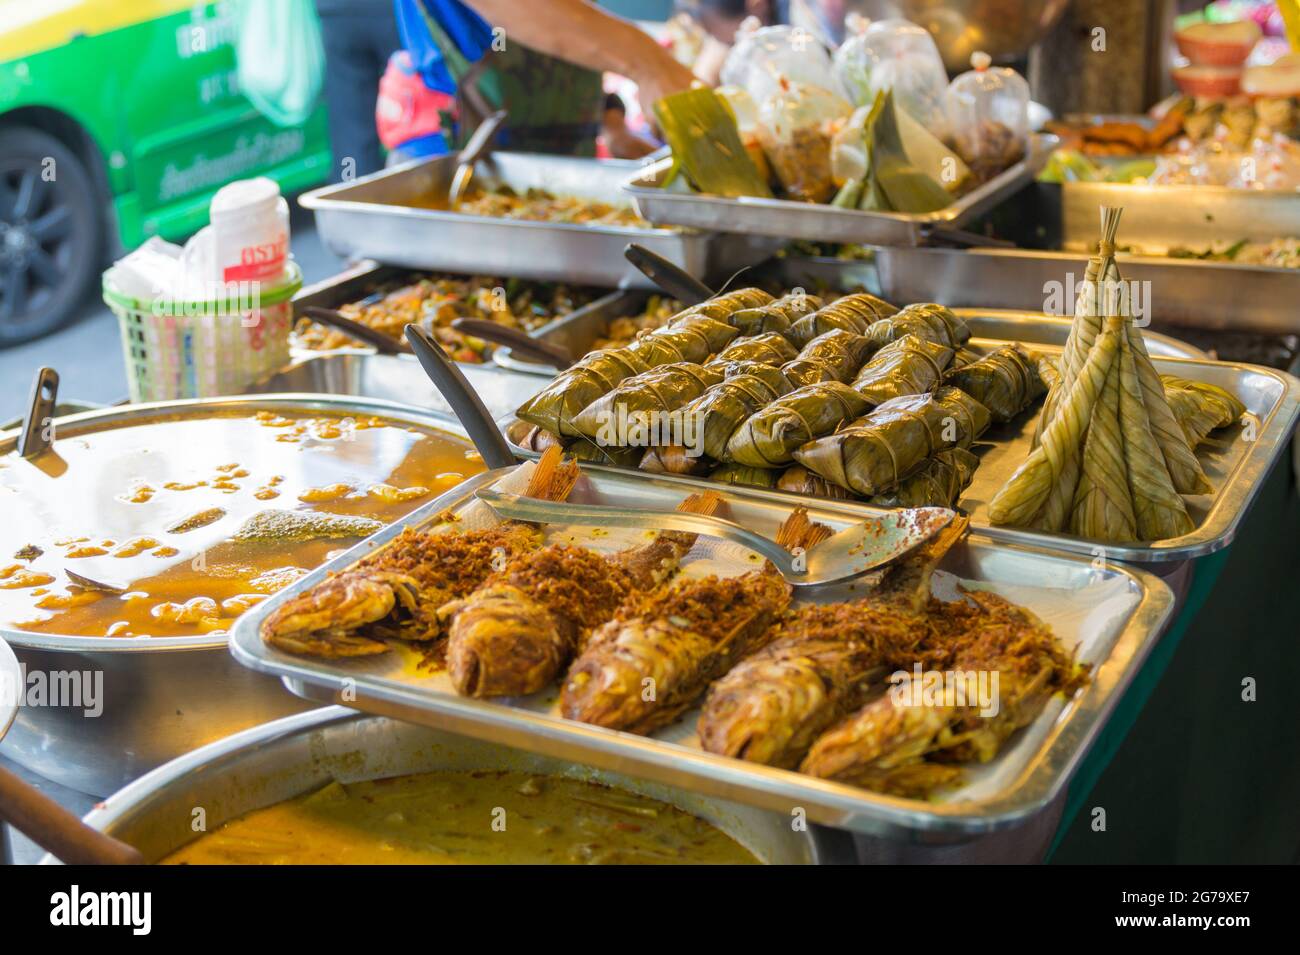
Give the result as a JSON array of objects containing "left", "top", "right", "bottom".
[
  {"left": 707, "top": 331, "right": 800, "bottom": 368},
  {"left": 776, "top": 464, "right": 854, "bottom": 500},
  {"left": 675, "top": 287, "right": 775, "bottom": 324},
  {"left": 663, "top": 314, "right": 743, "bottom": 352},
  {"left": 867, "top": 448, "right": 980, "bottom": 508},
  {"left": 792, "top": 388, "right": 990, "bottom": 496},
  {"left": 781, "top": 328, "right": 875, "bottom": 387},
  {"left": 852, "top": 333, "right": 954, "bottom": 405},
  {"left": 626, "top": 319, "right": 733, "bottom": 366},
  {"left": 944, "top": 343, "right": 1047, "bottom": 423},
  {"left": 726, "top": 291, "right": 824, "bottom": 339},
  {"left": 571, "top": 362, "right": 724, "bottom": 443},
  {"left": 709, "top": 463, "right": 780, "bottom": 489},
  {"left": 787, "top": 293, "right": 896, "bottom": 347},
  {"left": 680, "top": 362, "right": 794, "bottom": 460},
  {"left": 654, "top": 88, "right": 774, "bottom": 199},
  {"left": 952, "top": 346, "right": 985, "bottom": 369},
  {"left": 1161, "top": 375, "right": 1246, "bottom": 448},
  {"left": 516, "top": 346, "right": 650, "bottom": 436},
  {"left": 863, "top": 302, "right": 970, "bottom": 351},
  {"left": 639, "top": 444, "right": 713, "bottom": 476},
  {"left": 567, "top": 437, "right": 647, "bottom": 468},
  {"left": 871, "top": 90, "right": 954, "bottom": 214},
  {"left": 725, "top": 381, "right": 872, "bottom": 468}
]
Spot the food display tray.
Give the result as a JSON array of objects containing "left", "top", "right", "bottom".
[
  {"left": 867, "top": 245, "right": 1300, "bottom": 336},
  {"left": 623, "top": 134, "right": 1057, "bottom": 248},
  {"left": 298, "top": 152, "right": 781, "bottom": 289},
  {"left": 230, "top": 464, "right": 1174, "bottom": 840}
]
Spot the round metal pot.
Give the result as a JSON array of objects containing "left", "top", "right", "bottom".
[
  {"left": 56, "top": 706, "right": 840, "bottom": 864},
  {"left": 0, "top": 394, "right": 475, "bottom": 796}
]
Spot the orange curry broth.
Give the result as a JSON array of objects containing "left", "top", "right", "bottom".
[{"left": 0, "top": 409, "right": 483, "bottom": 638}]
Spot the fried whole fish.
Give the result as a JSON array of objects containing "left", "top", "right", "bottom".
[
  {"left": 261, "top": 447, "right": 579, "bottom": 657},
  {"left": 696, "top": 516, "right": 967, "bottom": 768},
  {"left": 799, "top": 589, "right": 1086, "bottom": 797},
  {"left": 559, "top": 508, "right": 830, "bottom": 735},
  {"left": 441, "top": 491, "right": 722, "bottom": 698}
]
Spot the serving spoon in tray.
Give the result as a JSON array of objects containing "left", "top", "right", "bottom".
[{"left": 475, "top": 488, "right": 955, "bottom": 590}]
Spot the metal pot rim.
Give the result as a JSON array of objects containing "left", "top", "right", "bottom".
[{"left": 1, "top": 394, "right": 471, "bottom": 653}]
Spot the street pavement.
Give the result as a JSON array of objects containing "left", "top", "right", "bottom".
[{"left": 0, "top": 203, "right": 345, "bottom": 423}]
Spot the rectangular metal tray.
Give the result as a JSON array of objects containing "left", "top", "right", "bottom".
[
  {"left": 623, "top": 134, "right": 1056, "bottom": 247},
  {"left": 299, "top": 152, "right": 780, "bottom": 288},
  {"left": 869, "top": 245, "right": 1300, "bottom": 336},
  {"left": 229, "top": 464, "right": 1175, "bottom": 839}
]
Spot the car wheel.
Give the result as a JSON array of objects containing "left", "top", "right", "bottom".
[{"left": 0, "top": 125, "right": 106, "bottom": 346}]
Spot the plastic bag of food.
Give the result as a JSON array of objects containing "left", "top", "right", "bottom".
[
  {"left": 721, "top": 21, "right": 842, "bottom": 104},
  {"left": 716, "top": 85, "right": 771, "bottom": 184},
  {"left": 833, "top": 15, "right": 949, "bottom": 135},
  {"left": 943, "top": 52, "right": 1030, "bottom": 182},
  {"left": 757, "top": 80, "right": 853, "bottom": 203}
]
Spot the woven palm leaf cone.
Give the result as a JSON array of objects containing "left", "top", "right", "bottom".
[
  {"left": 1032, "top": 206, "right": 1121, "bottom": 449},
  {"left": 1069, "top": 316, "right": 1137, "bottom": 541},
  {"left": 987, "top": 312, "right": 1119, "bottom": 528},
  {"left": 1117, "top": 326, "right": 1195, "bottom": 539}
]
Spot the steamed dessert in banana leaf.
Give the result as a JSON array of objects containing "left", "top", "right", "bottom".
[
  {"left": 944, "top": 344, "right": 1047, "bottom": 423},
  {"left": 675, "top": 287, "right": 773, "bottom": 323},
  {"left": 707, "top": 332, "right": 799, "bottom": 368},
  {"left": 726, "top": 292, "right": 823, "bottom": 339},
  {"left": 516, "top": 347, "right": 649, "bottom": 436},
  {"left": 1162, "top": 375, "right": 1246, "bottom": 448},
  {"left": 709, "top": 463, "right": 779, "bottom": 488},
  {"left": 787, "top": 293, "right": 896, "bottom": 347},
  {"left": 571, "top": 362, "right": 724, "bottom": 442},
  {"left": 639, "top": 444, "right": 712, "bottom": 476},
  {"left": 567, "top": 438, "right": 645, "bottom": 468},
  {"left": 781, "top": 328, "right": 875, "bottom": 387},
  {"left": 680, "top": 362, "right": 794, "bottom": 460},
  {"left": 867, "top": 448, "right": 980, "bottom": 508},
  {"left": 793, "top": 387, "right": 991, "bottom": 496},
  {"left": 726, "top": 381, "right": 872, "bottom": 468},
  {"left": 852, "top": 334, "right": 953, "bottom": 405},
  {"left": 863, "top": 303, "right": 969, "bottom": 351},
  {"left": 626, "top": 318, "right": 737, "bottom": 366},
  {"left": 776, "top": 464, "right": 853, "bottom": 500}
]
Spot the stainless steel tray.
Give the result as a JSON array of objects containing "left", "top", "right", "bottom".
[
  {"left": 230, "top": 465, "right": 1175, "bottom": 840},
  {"left": 299, "top": 152, "right": 780, "bottom": 288},
  {"left": 870, "top": 245, "right": 1300, "bottom": 336},
  {"left": 290, "top": 258, "right": 628, "bottom": 360},
  {"left": 493, "top": 288, "right": 1208, "bottom": 375},
  {"left": 624, "top": 134, "right": 1057, "bottom": 247}
]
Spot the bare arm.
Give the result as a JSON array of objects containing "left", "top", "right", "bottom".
[{"left": 461, "top": 0, "right": 696, "bottom": 109}]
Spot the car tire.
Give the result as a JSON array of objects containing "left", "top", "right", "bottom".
[{"left": 0, "top": 125, "right": 106, "bottom": 346}]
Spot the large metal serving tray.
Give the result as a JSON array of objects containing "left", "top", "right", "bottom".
[
  {"left": 869, "top": 245, "right": 1300, "bottom": 336},
  {"left": 623, "top": 134, "right": 1057, "bottom": 247},
  {"left": 299, "top": 152, "right": 780, "bottom": 289},
  {"left": 231, "top": 465, "right": 1175, "bottom": 840}
]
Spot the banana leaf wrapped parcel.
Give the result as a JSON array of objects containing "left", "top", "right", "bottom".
[
  {"left": 566, "top": 437, "right": 647, "bottom": 468},
  {"left": 674, "top": 287, "right": 773, "bottom": 323},
  {"left": 726, "top": 381, "right": 872, "bottom": 468},
  {"left": 707, "top": 331, "right": 800, "bottom": 367},
  {"left": 626, "top": 317, "right": 737, "bottom": 366},
  {"left": 864, "top": 302, "right": 970, "bottom": 350},
  {"left": 944, "top": 343, "right": 1047, "bottom": 423},
  {"left": 709, "top": 463, "right": 779, "bottom": 489},
  {"left": 793, "top": 387, "right": 991, "bottom": 496},
  {"left": 516, "top": 346, "right": 649, "bottom": 436},
  {"left": 725, "top": 291, "right": 823, "bottom": 339},
  {"left": 679, "top": 362, "right": 794, "bottom": 460},
  {"left": 868, "top": 448, "right": 980, "bottom": 508},
  {"left": 639, "top": 444, "right": 712, "bottom": 476},
  {"left": 777, "top": 464, "right": 854, "bottom": 500},
  {"left": 781, "top": 328, "right": 875, "bottom": 386},
  {"left": 787, "top": 293, "right": 896, "bottom": 347},
  {"left": 1162, "top": 375, "right": 1246, "bottom": 448},
  {"left": 571, "top": 362, "right": 724, "bottom": 442},
  {"left": 852, "top": 334, "right": 954, "bottom": 405}
]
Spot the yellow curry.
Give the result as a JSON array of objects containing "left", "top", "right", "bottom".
[
  {"left": 163, "top": 770, "right": 759, "bottom": 865},
  {"left": 0, "top": 409, "right": 482, "bottom": 638}
]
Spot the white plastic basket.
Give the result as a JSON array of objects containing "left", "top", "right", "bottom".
[{"left": 102, "top": 262, "right": 302, "bottom": 402}]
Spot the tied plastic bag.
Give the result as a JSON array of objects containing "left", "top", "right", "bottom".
[
  {"left": 944, "top": 52, "right": 1030, "bottom": 182},
  {"left": 715, "top": 85, "right": 771, "bottom": 184},
  {"left": 236, "top": 0, "right": 326, "bottom": 127},
  {"left": 721, "top": 22, "right": 843, "bottom": 104},
  {"left": 833, "top": 16, "right": 949, "bottom": 136},
  {"left": 757, "top": 80, "right": 853, "bottom": 203}
]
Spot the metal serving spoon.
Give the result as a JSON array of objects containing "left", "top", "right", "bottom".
[
  {"left": 475, "top": 487, "right": 954, "bottom": 590},
  {"left": 448, "top": 110, "right": 508, "bottom": 207}
]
